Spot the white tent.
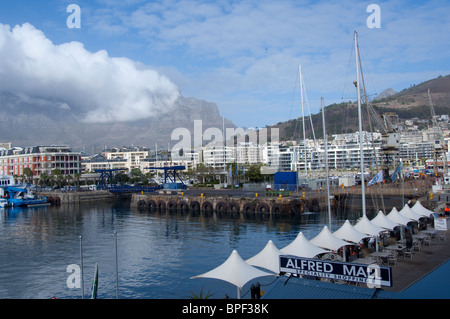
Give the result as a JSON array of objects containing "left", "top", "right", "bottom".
[
  {"left": 411, "top": 201, "right": 434, "bottom": 218},
  {"left": 333, "top": 220, "right": 369, "bottom": 244},
  {"left": 246, "top": 240, "right": 283, "bottom": 274},
  {"left": 399, "top": 204, "right": 425, "bottom": 221},
  {"left": 371, "top": 210, "right": 401, "bottom": 230},
  {"left": 354, "top": 215, "right": 386, "bottom": 237},
  {"left": 310, "top": 226, "right": 353, "bottom": 251},
  {"left": 386, "top": 207, "right": 412, "bottom": 226},
  {"left": 280, "top": 232, "right": 329, "bottom": 258},
  {"left": 191, "top": 250, "right": 276, "bottom": 299}
]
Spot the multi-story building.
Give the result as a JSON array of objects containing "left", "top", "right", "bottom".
[
  {"left": 81, "top": 154, "right": 128, "bottom": 172},
  {"left": 102, "top": 147, "right": 150, "bottom": 171},
  {"left": 0, "top": 145, "right": 81, "bottom": 178}
]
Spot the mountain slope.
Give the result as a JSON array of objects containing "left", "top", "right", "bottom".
[
  {"left": 271, "top": 74, "right": 450, "bottom": 141},
  {"left": 0, "top": 93, "right": 236, "bottom": 153}
]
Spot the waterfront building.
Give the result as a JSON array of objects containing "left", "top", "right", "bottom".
[
  {"left": 81, "top": 154, "right": 128, "bottom": 172},
  {"left": 0, "top": 145, "right": 81, "bottom": 179},
  {"left": 103, "top": 147, "right": 150, "bottom": 171}
]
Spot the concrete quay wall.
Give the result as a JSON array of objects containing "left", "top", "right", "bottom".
[{"left": 38, "top": 190, "right": 117, "bottom": 205}]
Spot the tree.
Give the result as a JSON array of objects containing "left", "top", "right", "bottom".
[
  {"left": 247, "top": 164, "right": 263, "bottom": 183},
  {"left": 23, "top": 167, "right": 33, "bottom": 184}
]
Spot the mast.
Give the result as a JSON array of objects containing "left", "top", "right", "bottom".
[
  {"left": 321, "top": 97, "right": 332, "bottom": 229},
  {"left": 299, "top": 65, "right": 307, "bottom": 174},
  {"left": 354, "top": 31, "right": 366, "bottom": 217}
]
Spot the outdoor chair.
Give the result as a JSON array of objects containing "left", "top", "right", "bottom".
[
  {"left": 403, "top": 249, "right": 413, "bottom": 260},
  {"left": 387, "top": 254, "right": 397, "bottom": 266}
]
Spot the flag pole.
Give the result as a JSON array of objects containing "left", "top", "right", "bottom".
[
  {"left": 114, "top": 231, "right": 119, "bottom": 299},
  {"left": 79, "top": 235, "right": 85, "bottom": 299}
]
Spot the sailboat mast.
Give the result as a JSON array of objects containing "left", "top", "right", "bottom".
[
  {"left": 321, "top": 97, "right": 332, "bottom": 229},
  {"left": 354, "top": 31, "right": 367, "bottom": 217},
  {"left": 299, "top": 65, "right": 307, "bottom": 174}
]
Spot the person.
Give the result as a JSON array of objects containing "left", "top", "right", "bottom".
[
  {"left": 445, "top": 203, "right": 450, "bottom": 217},
  {"left": 405, "top": 229, "right": 413, "bottom": 250}
]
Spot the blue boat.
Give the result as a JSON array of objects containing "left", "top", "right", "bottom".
[{"left": 0, "top": 175, "right": 49, "bottom": 207}]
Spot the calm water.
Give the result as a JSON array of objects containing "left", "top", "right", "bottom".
[{"left": 0, "top": 199, "right": 359, "bottom": 299}]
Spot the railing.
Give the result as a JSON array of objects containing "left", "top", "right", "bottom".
[{"left": 100, "top": 185, "right": 162, "bottom": 193}]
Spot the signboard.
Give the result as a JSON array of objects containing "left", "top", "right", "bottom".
[
  {"left": 279, "top": 256, "right": 393, "bottom": 287},
  {"left": 434, "top": 217, "right": 448, "bottom": 231}
]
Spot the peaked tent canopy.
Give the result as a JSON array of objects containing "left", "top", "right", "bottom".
[
  {"left": 411, "top": 201, "right": 434, "bottom": 218},
  {"left": 246, "top": 240, "right": 283, "bottom": 274},
  {"left": 371, "top": 210, "right": 401, "bottom": 230},
  {"left": 386, "top": 207, "right": 412, "bottom": 226},
  {"left": 191, "top": 250, "right": 276, "bottom": 298},
  {"left": 354, "top": 215, "right": 386, "bottom": 237},
  {"left": 399, "top": 204, "right": 425, "bottom": 221},
  {"left": 281, "top": 232, "right": 329, "bottom": 258},
  {"left": 333, "top": 220, "right": 369, "bottom": 244},
  {"left": 310, "top": 226, "right": 353, "bottom": 251}
]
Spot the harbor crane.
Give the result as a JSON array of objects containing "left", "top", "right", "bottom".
[
  {"left": 428, "top": 89, "right": 448, "bottom": 175},
  {"left": 353, "top": 80, "right": 400, "bottom": 180}
]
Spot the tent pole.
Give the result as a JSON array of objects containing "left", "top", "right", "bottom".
[{"left": 237, "top": 287, "right": 241, "bottom": 299}]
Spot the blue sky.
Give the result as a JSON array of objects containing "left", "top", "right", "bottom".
[{"left": 1, "top": 0, "right": 449, "bottom": 128}]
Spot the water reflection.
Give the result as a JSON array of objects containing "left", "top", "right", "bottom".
[{"left": 0, "top": 200, "right": 360, "bottom": 299}]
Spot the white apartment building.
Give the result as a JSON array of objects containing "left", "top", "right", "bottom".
[{"left": 103, "top": 147, "right": 150, "bottom": 171}]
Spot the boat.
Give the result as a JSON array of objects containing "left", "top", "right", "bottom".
[
  {"left": 0, "top": 198, "right": 9, "bottom": 207},
  {"left": 4, "top": 187, "right": 50, "bottom": 207},
  {"left": 1, "top": 185, "right": 49, "bottom": 207}
]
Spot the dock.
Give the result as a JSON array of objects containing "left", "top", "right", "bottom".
[{"left": 383, "top": 214, "right": 450, "bottom": 293}]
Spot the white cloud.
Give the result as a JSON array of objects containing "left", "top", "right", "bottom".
[
  {"left": 113, "top": 0, "right": 450, "bottom": 127},
  {"left": 0, "top": 22, "right": 180, "bottom": 123}
]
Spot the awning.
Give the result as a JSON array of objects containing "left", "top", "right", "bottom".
[
  {"left": 386, "top": 207, "right": 412, "bottom": 226},
  {"left": 191, "top": 250, "right": 276, "bottom": 299},
  {"left": 411, "top": 201, "right": 434, "bottom": 218},
  {"left": 354, "top": 215, "right": 386, "bottom": 236},
  {"left": 310, "top": 226, "right": 353, "bottom": 251},
  {"left": 246, "top": 240, "right": 283, "bottom": 274},
  {"left": 371, "top": 210, "right": 402, "bottom": 230},
  {"left": 281, "top": 232, "right": 329, "bottom": 258},
  {"left": 399, "top": 204, "right": 426, "bottom": 221},
  {"left": 333, "top": 220, "right": 369, "bottom": 244}
]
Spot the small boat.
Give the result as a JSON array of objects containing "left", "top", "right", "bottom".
[
  {"left": 0, "top": 198, "right": 9, "bottom": 207},
  {"left": 3, "top": 187, "right": 49, "bottom": 207}
]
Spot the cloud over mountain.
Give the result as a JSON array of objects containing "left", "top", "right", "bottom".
[{"left": 0, "top": 22, "right": 180, "bottom": 123}]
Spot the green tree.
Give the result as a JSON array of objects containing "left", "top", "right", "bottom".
[{"left": 247, "top": 164, "right": 263, "bottom": 183}]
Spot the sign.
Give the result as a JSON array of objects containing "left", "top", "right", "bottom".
[
  {"left": 434, "top": 217, "right": 448, "bottom": 231},
  {"left": 279, "top": 256, "right": 393, "bottom": 287}
]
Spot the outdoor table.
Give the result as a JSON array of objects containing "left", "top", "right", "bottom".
[
  {"left": 352, "top": 258, "right": 378, "bottom": 265},
  {"left": 420, "top": 229, "right": 437, "bottom": 238},
  {"left": 385, "top": 245, "right": 407, "bottom": 257},
  {"left": 413, "top": 234, "right": 427, "bottom": 242},
  {"left": 368, "top": 251, "right": 392, "bottom": 264}
]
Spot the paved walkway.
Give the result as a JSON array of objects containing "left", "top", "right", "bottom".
[{"left": 383, "top": 227, "right": 449, "bottom": 293}]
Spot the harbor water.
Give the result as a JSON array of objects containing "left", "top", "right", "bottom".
[{"left": 0, "top": 199, "right": 362, "bottom": 299}]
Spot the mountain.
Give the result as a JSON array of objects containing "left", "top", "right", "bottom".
[
  {"left": 270, "top": 74, "right": 450, "bottom": 141},
  {"left": 0, "top": 93, "right": 236, "bottom": 154},
  {"left": 374, "top": 88, "right": 397, "bottom": 100}
]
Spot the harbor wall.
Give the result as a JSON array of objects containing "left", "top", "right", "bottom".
[
  {"left": 37, "top": 190, "right": 117, "bottom": 205},
  {"left": 130, "top": 192, "right": 321, "bottom": 215}
]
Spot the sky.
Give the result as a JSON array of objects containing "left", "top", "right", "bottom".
[{"left": 0, "top": 0, "right": 449, "bottom": 128}]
